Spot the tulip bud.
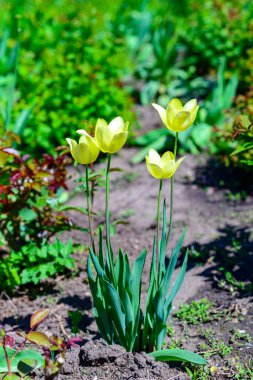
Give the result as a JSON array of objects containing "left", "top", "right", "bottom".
[
  {"left": 94, "top": 117, "right": 129, "bottom": 154},
  {"left": 146, "top": 149, "right": 185, "bottom": 179},
  {"left": 66, "top": 131, "right": 100, "bottom": 165},
  {"left": 152, "top": 98, "right": 199, "bottom": 132}
]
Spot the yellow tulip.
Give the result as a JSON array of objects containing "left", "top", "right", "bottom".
[
  {"left": 146, "top": 149, "right": 185, "bottom": 179},
  {"left": 152, "top": 98, "right": 199, "bottom": 132},
  {"left": 66, "top": 130, "right": 100, "bottom": 165},
  {"left": 94, "top": 117, "right": 129, "bottom": 154}
]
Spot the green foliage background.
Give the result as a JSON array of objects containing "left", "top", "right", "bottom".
[
  {"left": 0, "top": 0, "right": 135, "bottom": 153},
  {"left": 0, "top": 0, "right": 252, "bottom": 157}
]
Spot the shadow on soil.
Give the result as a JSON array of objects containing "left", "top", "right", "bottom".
[
  {"left": 59, "top": 294, "right": 93, "bottom": 332},
  {"left": 188, "top": 224, "right": 253, "bottom": 296},
  {"left": 193, "top": 157, "right": 253, "bottom": 196}
]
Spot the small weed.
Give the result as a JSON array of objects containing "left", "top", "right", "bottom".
[
  {"left": 174, "top": 299, "right": 224, "bottom": 325},
  {"left": 230, "top": 328, "right": 252, "bottom": 345},
  {"left": 68, "top": 310, "right": 83, "bottom": 334},
  {"left": 218, "top": 269, "right": 253, "bottom": 295},
  {"left": 119, "top": 208, "right": 135, "bottom": 219},
  {"left": 234, "top": 359, "right": 253, "bottom": 380},
  {"left": 188, "top": 245, "right": 207, "bottom": 263},
  {"left": 225, "top": 190, "right": 247, "bottom": 202},
  {"left": 199, "top": 329, "right": 232, "bottom": 358},
  {"left": 185, "top": 365, "right": 212, "bottom": 380},
  {"left": 185, "top": 359, "right": 253, "bottom": 380},
  {"left": 119, "top": 171, "right": 139, "bottom": 184}
]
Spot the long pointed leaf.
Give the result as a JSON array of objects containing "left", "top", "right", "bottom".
[{"left": 149, "top": 348, "right": 207, "bottom": 364}]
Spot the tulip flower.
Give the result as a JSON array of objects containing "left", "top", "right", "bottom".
[
  {"left": 146, "top": 149, "right": 185, "bottom": 179},
  {"left": 66, "top": 130, "right": 100, "bottom": 165},
  {"left": 94, "top": 117, "right": 129, "bottom": 154},
  {"left": 152, "top": 98, "right": 199, "bottom": 132}
]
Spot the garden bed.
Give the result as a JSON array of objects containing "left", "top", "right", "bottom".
[{"left": 1, "top": 147, "right": 252, "bottom": 379}]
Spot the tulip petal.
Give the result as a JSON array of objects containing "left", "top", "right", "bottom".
[
  {"left": 109, "top": 132, "right": 128, "bottom": 153},
  {"left": 147, "top": 148, "right": 161, "bottom": 165},
  {"left": 168, "top": 98, "right": 183, "bottom": 113},
  {"left": 189, "top": 105, "right": 199, "bottom": 125},
  {"left": 173, "top": 111, "right": 191, "bottom": 132},
  {"left": 95, "top": 119, "right": 112, "bottom": 153},
  {"left": 66, "top": 138, "right": 77, "bottom": 160},
  {"left": 76, "top": 129, "right": 90, "bottom": 136},
  {"left": 174, "top": 156, "right": 185, "bottom": 173},
  {"left": 160, "top": 152, "right": 175, "bottom": 178},
  {"left": 183, "top": 98, "right": 197, "bottom": 112},
  {"left": 74, "top": 142, "right": 91, "bottom": 164},
  {"left": 146, "top": 162, "right": 163, "bottom": 179},
  {"left": 123, "top": 121, "right": 129, "bottom": 132},
  {"left": 108, "top": 116, "right": 125, "bottom": 134},
  {"left": 96, "top": 118, "right": 108, "bottom": 129},
  {"left": 152, "top": 103, "right": 167, "bottom": 126}
]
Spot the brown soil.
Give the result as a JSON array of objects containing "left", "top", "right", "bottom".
[{"left": 0, "top": 107, "right": 253, "bottom": 379}]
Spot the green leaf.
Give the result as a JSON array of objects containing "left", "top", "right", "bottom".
[
  {"left": 3, "top": 374, "right": 21, "bottom": 379},
  {"left": 230, "top": 142, "right": 253, "bottom": 156},
  {"left": 30, "top": 309, "right": 50, "bottom": 329},
  {"left": 191, "top": 123, "right": 212, "bottom": 150},
  {"left": 149, "top": 348, "right": 207, "bottom": 364},
  {"left": 26, "top": 332, "right": 51, "bottom": 347},
  {"left": 104, "top": 280, "right": 126, "bottom": 338},
  {"left": 130, "top": 134, "right": 167, "bottom": 164},
  {"left": 13, "top": 107, "right": 33, "bottom": 137},
  {"left": 165, "top": 250, "right": 188, "bottom": 313},
  {"left": 162, "top": 229, "right": 186, "bottom": 295},
  {"left": 19, "top": 208, "right": 37, "bottom": 222},
  {"left": 17, "top": 358, "right": 37, "bottom": 375},
  {"left": 130, "top": 250, "right": 147, "bottom": 315},
  {"left": 0, "top": 347, "right": 44, "bottom": 372}
]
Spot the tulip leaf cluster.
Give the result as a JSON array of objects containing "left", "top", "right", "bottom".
[
  {"left": 88, "top": 206, "right": 186, "bottom": 352},
  {"left": 87, "top": 206, "right": 206, "bottom": 365}
]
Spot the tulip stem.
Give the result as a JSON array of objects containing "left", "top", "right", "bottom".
[
  {"left": 105, "top": 153, "right": 116, "bottom": 285},
  {"left": 166, "top": 132, "right": 178, "bottom": 247},
  {"left": 105, "top": 154, "right": 111, "bottom": 246},
  {"left": 156, "top": 178, "right": 163, "bottom": 255},
  {"left": 86, "top": 165, "right": 95, "bottom": 253}
]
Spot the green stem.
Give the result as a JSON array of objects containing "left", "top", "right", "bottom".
[
  {"left": 166, "top": 132, "right": 178, "bottom": 247},
  {"left": 156, "top": 179, "right": 163, "bottom": 251},
  {"left": 105, "top": 154, "right": 111, "bottom": 247},
  {"left": 105, "top": 154, "right": 116, "bottom": 285},
  {"left": 156, "top": 179, "right": 163, "bottom": 268},
  {"left": 85, "top": 165, "right": 95, "bottom": 253}
]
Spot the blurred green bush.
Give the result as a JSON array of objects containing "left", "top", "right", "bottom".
[
  {"left": 0, "top": 0, "right": 135, "bottom": 154},
  {"left": 1, "top": 0, "right": 252, "bottom": 161},
  {"left": 181, "top": 0, "right": 253, "bottom": 91}
]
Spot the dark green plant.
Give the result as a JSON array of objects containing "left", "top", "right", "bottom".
[{"left": 0, "top": 238, "right": 75, "bottom": 292}]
